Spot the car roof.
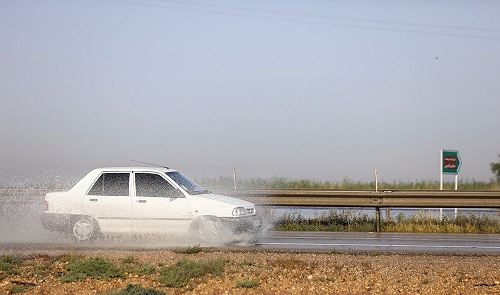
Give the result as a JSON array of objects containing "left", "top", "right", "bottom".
[{"left": 92, "top": 167, "right": 178, "bottom": 173}]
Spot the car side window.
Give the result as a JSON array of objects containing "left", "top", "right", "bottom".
[
  {"left": 88, "top": 173, "right": 130, "bottom": 196},
  {"left": 135, "top": 173, "right": 182, "bottom": 198}
]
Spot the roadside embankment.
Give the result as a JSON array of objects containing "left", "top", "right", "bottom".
[{"left": 1, "top": 249, "right": 499, "bottom": 294}]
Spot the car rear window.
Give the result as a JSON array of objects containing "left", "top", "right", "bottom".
[{"left": 88, "top": 173, "right": 130, "bottom": 196}]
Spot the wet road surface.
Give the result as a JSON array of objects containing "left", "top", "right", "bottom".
[
  {"left": 0, "top": 231, "right": 498, "bottom": 254},
  {"left": 254, "top": 231, "right": 500, "bottom": 253}
]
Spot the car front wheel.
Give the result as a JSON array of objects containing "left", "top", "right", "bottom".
[
  {"left": 71, "top": 217, "right": 99, "bottom": 242},
  {"left": 193, "top": 216, "right": 224, "bottom": 244}
]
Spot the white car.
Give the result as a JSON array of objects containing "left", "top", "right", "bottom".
[{"left": 41, "top": 167, "right": 261, "bottom": 243}]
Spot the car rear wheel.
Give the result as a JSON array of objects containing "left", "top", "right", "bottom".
[{"left": 71, "top": 217, "right": 99, "bottom": 242}]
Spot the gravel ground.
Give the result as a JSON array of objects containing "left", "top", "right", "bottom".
[{"left": 1, "top": 249, "right": 499, "bottom": 295}]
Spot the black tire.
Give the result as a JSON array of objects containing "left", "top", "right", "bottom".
[
  {"left": 245, "top": 231, "right": 261, "bottom": 244},
  {"left": 71, "top": 216, "right": 100, "bottom": 242},
  {"left": 192, "top": 216, "right": 223, "bottom": 244}
]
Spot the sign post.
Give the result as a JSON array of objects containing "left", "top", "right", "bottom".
[
  {"left": 233, "top": 165, "right": 237, "bottom": 191},
  {"left": 440, "top": 149, "right": 462, "bottom": 190},
  {"left": 440, "top": 149, "right": 461, "bottom": 220}
]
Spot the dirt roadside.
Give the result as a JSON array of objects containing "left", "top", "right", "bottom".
[{"left": 1, "top": 248, "right": 499, "bottom": 295}]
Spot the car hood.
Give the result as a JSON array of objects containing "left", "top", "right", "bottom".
[{"left": 190, "top": 193, "right": 255, "bottom": 207}]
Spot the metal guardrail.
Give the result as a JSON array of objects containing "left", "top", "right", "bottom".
[
  {"left": 2, "top": 188, "right": 500, "bottom": 208},
  {"left": 2, "top": 188, "right": 499, "bottom": 233},
  {"left": 217, "top": 189, "right": 500, "bottom": 208},
  {"left": 218, "top": 189, "right": 500, "bottom": 233}
]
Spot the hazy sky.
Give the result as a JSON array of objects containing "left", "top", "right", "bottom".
[{"left": 1, "top": 0, "right": 499, "bottom": 184}]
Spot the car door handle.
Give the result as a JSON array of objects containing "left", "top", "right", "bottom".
[
  {"left": 136, "top": 200, "right": 147, "bottom": 203},
  {"left": 89, "top": 199, "right": 98, "bottom": 202}
]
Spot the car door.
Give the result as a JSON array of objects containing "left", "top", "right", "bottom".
[
  {"left": 132, "top": 172, "right": 189, "bottom": 234},
  {"left": 83, "top": 172, "right": 132, "bottom": 233}
]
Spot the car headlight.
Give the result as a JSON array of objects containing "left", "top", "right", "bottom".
[{"left": 232, "top": 207, "right": 248, "bottom": 216}]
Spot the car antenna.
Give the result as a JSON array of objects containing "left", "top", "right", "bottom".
[{"left": 131, "top": 160, "right": 169, "bottom": 169}]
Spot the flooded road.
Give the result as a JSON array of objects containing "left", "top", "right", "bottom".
[
  {"left": 254, "top": 231, "right": 500, "bottom": 253},
  {"left": 0, "top": 232, "right": 498, "bottom": 254},
  {"left": 1, "top": 196, "right": 498, "bottom": 254}
]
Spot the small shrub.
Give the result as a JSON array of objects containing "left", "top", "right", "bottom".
[
  {"left": 60, "top": 257, "right": 125, "bottom": 282},
  {"left": 172, "top": 245, "right": 203, "bottom": 254},
  {"left": 10, "top": 284, "right": 29, "bottom": 294},
  {"left": 56, "top": 254, "right": 84, "bottom": 263},
  {"left": 235, "top": 277, "right": 260, "bottom": 288},
  {"left": 108, "top": 284, "right": 165, "bottom": 295},
  {"left": 383, "top": 212, "right": 500, "bottom": 234},
  {"left": 0, "top": 256, "right": 22, "bottom": 278},
  {"left": 134, "top": 263, "right": 156, "bottom": 276},
  {"left": 121, "top": 256, "right": 137, "bottom": 264},
  {"left": 120, "top": 256, "right": 155, "bottom": 276},
  {"left": 0, "top": 256, "right": 22, "bottom": 271},
  {"left": 157, "top": 258, "right": 228, "bottom": 288},
  {"left": 273, "top": 209, "right": 377, "bottom": 232}
]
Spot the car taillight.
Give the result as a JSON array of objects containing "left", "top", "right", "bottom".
[{"left": 43, "top": 200, "right": 49, "bottom": 211}]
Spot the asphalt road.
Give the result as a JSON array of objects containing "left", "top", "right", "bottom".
[
  {"left": 0, "top": 202, "right": 498, "bottom": 254},
  {"left": 0, "top": 231, "right": 498, "bottom": 254},
  {"left": 254, "top": 231, "right": 500, "bottom": 253}
]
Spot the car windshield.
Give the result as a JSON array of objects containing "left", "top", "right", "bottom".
[{"left": 165, "top": 171, "right": 210, "bottom": 195}]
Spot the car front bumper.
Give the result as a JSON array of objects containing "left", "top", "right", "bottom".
[{"left": 221, "top": 215, "right": 262, "bottom": 234}]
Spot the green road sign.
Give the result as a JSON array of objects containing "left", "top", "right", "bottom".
[{"left": 442, "top": 150, "right": 461, "bottom": 175}]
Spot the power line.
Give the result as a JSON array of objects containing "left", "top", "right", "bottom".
[
  {"left": 96, "top": 0, "right": 500, "bottom": 40},
  {"left": 159, "top": 0, "right": 500, "bottom": 34}
]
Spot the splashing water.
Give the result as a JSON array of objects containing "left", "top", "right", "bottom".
[{"left": 0, "top": 187, "right": 274, "bottom": 248}]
